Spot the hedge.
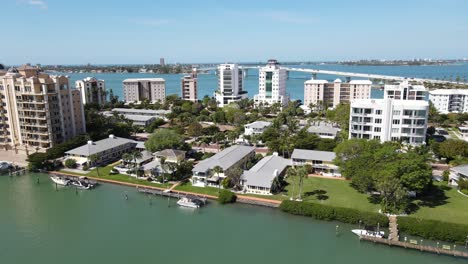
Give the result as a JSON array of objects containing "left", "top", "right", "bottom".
[
  {"left": 218, "top": 190, "right": 237, "bottom": 204},
  {"left": 279, "top": 200, "right": 388, "bottom": 227},
  {"left": 398, "top": 217, "right": 468, "bottom": 244}
]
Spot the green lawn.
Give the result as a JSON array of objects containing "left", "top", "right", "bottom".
[
  {"left": 173, "top": 181, "right": 220, "bottom": 197},
  {"left": 60, "top": 164, "right": 172, "bottom": 189},
  {"left": 410, "top": 183, "right": 468, "bottom": 225}
]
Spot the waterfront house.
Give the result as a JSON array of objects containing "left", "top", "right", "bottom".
[
  {"left": 244, "top": 121, "right": 272, "bottom": 136},
  {"left": 459, "top": 127, "right": 468, "bottom": 141},
  {"left": 241, "top": 154, "right": 291, "bottom": 195},
  {"left": 291, "top": 149, "right": 341, "bottom": 177},
  {"left": 191, "top": 145, "right": 255, "bottom": 187},
  {"left": 449, "top": 165, "right": 468, "bottom": 186},
  {"left": 153, "top": 149, "right": 186, "bottom": 163},
  {"left": 65, "top": 135, "right": 136, "bottom": 169}
]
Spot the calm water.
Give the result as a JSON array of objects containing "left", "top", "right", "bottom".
[
  {"left": 0, "top": 174, "right": 465, "bottom": 264},
  {"left": 58, "top": 63, "right": 468, "bottom": 102}
]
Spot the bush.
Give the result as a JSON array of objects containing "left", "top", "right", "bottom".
[
  {"left": 461, "top": 189, "right": 468, "bottom": 195},
  {"left": 398, "top": 217, "right": 468, "bottom": 244},
  {"left": 279, "top": 200, "right": 389, "bottom": 227},
  {"left": 64, "top": 158, "right": 77, "bottom": 168},
  {"left": 218, "top": 190, "right": 237, "bottom": 204},
  {"left": 442, "top": 170, "right": 450, "bottom": 182},
  {"left": 458, "top": 179, "right": 468, "bottom": 191},
  {"left": 82, "top": 164, "right": 89, "bottom": 171}
]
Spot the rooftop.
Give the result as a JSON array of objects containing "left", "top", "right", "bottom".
[
  {"left": 304, "top": 79, "right": 328, "bottom": 84},
  {"left": 349, "top": 80, "right": 372, "bottom": 85},
  {"left": 112, "top": 108, "right": 171, "bottom": 115},
  {"left": 242, "top": 155, "right": 291, "bottom": 189},
  {"left": 291, "top": 149, "right": 336, "bottom": 162},
  {"left": 429, "top": 89, "right": 468, "bottom": 96},
  {"left": 153, "top": 149, "right": 186, "bottom": 159},
  {"left": 452, "top": 164, "right": 468, "bottom": 176},
  {"left": 245, "top": 121, "right": 272, "bottom": 129},
  {"left": 307, "top": 122, "right": 341, "bottom": 135},
  {"left": 65, "top": 135, "right": 136, "bottom": 156},
  {"left": 193, "top": 145, "right": 255, "bottom": 172}
]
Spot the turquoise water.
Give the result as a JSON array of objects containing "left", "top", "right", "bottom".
[
  {"left": 58, "top": 63, "right": 468, "bottom": 103},
  {"left": 0, "top": 174, "right": 465, "bottom": 264}
]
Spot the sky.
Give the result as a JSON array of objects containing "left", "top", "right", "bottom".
[{"left": 2, "top": 0, "right": 468, "bottom": 65}]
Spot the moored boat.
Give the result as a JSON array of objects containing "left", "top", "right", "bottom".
[
  {"left": 50, "top": 176, "right": 70, "bottom": 186},
  {"left": 71, "top": 180, "right": 93, "bottom": 190},
  {"left": 177, "top": 196, "right": 202, "bottom": 208},
  {"left": 352, "top": 229, "right": 385, "bottom": 238}
]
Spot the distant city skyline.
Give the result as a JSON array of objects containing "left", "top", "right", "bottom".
[{"left": 2, "top": 0, "right": 467, "bottom": 65}]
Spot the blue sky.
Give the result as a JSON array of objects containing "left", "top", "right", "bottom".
[{"left": 2, "top": 0, "right": 468, "bottom": 64}]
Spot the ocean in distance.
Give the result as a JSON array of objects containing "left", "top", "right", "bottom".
[{"left": 59, "top": 63, "right": 468, "bottom": 103}]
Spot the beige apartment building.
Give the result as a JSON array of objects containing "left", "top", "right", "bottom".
[
  {"left": 75, "top": 77, "right": 106, "bottom": 105},
  {"left": 181, "top": 70, "right": 197, "bottom": 101},
  {"left": 0, "top": 65, "right": 86, "bottom": 152},
  {"left": 123, "top": 78, "right": 166, "bottom": 103},
  {"left": 304, "top": 79, "right": 372, "bottom": 109}
]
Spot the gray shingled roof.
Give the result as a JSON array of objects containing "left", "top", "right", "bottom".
[
  {"left": 65, "top": 136, "right": 136, "bottom": 156},
  {"left": 245, "top": 121, "right": 272, "bottom": 129},
  {"left": 111, "top": 108, "right": 171, "bottom": 115},
  {"left": 291, "top": 149, "right": 336, "bottom": 162},
  {"left": 452, "top": 165, "right": 468, "bottom": 176},
  {"left": 242, "top": 155, "right": 291, "bottom": 188},
  {"left": 193, "top": 145, "right": 255, "bottom": 173},
  {"left": 154, "top": 149, "right": 186, "bottom": 159},
  {"left": 307, "top": 124, "right": 341, "bottom": 135}
]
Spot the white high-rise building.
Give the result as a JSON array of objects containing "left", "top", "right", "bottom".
[
  {"left": 384, "top": 81, "right": 427, "bottom": 101},
  {"left": 214, "top": 64, "right": 247, "bottom": 107},
  {"left": 304, "top": 79, "right": 372, "bottom": 109},
  {"left": 429, "top": 89, "right": 468, "bottom": 113},
  {"left": 349, "top": 98, "right": 429, "bottom": 145},
  {"left": 181, "top": 69, "right": 197, "bottom": 102},
  {"left": 254, "top": 59, "right": 287, "bottom": 106},
  {"left": 75, "top": 77, "right": 106, "bottom": 105}
]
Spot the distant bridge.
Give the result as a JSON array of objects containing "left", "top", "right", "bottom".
[{"left": 199, "top": 66, "right": 467, "bottom": 85}]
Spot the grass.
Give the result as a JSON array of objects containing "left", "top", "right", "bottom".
[
  {"left": 60, "top": 164, "right": 172, "bottom": 189},
  {"left": 173, "top": 181, "right": 220, "bottom": 197},
  {"left": 409, "top": 182, "right": 468, "bottom": 225}
]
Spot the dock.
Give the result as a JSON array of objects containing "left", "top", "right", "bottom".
[
  {"left": 136, "top": 187, "right": 208, "bottom": 204},
  {"left": 8, "top": 168, "right": 27, "bottom": 176},
  {"left": 359, "top": 235, "right": 468, "bottom": 258}
]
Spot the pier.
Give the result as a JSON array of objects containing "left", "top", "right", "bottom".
[
  {"left": 9, "top": 168, "right": 27, "bottom": 176},
  {"left": 136, "top": 187, "right": 208, "bottom": 204},
  {"left": 359, "top": 235, "right": 468, "bottom": 259}
]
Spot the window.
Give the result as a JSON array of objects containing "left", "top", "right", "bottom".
[
  {"left": 392, "top": 120, "right": 400, "bottom": 125},
  {"left": 392, "top": 128, "right": 399, "bottom": 133},
  {"left": 364, "top": 117, "right": 371, "bottom": 123},
  {"left": 375, "top": 110, "right": 382, "bottom": 115},
  {"left": 374, "top": 127, "right": 381, "bottom": 132},
  {"left": 393, "top": 110, "right": 401, "bottom": 115},
  {"left": 364, "top": 108, "right": 372, "bottom": 114},
  {"left": 375, "top": 118, "right": 382, "bottom": 124}
]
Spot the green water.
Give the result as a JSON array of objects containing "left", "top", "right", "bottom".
[{"left": 0, "top": 174, "right": 464, "bottom": 264}]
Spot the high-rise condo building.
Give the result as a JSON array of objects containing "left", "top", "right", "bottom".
[
  {"left": 214, "top": 64, "right": 247, "bottom": 107},
  {"left": 304, "top": 78, "right": 372, "bottom": 109},
  {"left": 254, "top": 59, "right": 288, "bottom": 107},
  {"left": 0, "top": 64, "right": 86, "bottom": 152},
  {"left": 384, "top": 81, "right": 427, "bottom": 101},
  {"left": 181, "top": 69, "right": 198, "bottom": 102},
  {"left": 349, "top": 98, "right": 428, "bottom": 145},
  {"left": 429, "top": 89, "right": 468, "bottom": 113},
  {"left": 160, "top": 58, "right": 165, "bottom": 66},
  {"left": 123, "top": 78, "right": 166, "bottom": 103},
  {"left": 75, "top": 77, "right": 106, "bottom": 105}
]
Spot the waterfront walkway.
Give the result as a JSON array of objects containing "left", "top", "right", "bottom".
[{"left": 388, "top": 216, "right": 399, "bottom": 241}]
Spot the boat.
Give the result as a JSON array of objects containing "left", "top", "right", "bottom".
[
  {"left": 351, "top": 229, "right": 385, "bottom": 238},
  {"left": 50, "top": 176, "right": 70, "bottom": 186},
  {"left": 71, "top": 179, "right": 93, "bottom": 190},
  {"left": 177, "top": 196, "right": 201, "bottom": 208}
]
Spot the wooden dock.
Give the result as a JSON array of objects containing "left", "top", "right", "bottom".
[
  {"left": 9, "top": 168, "right": 27, "bottom": 176},
  {"left": 359, "top": 235, "right": 468, "bottom": 258},
  {"left": 136, "top": 187, "right": 208, "bottom": 204}
]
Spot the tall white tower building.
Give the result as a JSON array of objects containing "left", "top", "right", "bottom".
[
  {"left": 254, "top": 59, "right": 288, "bottom": 107},
  {"left": 75, "top": 77, "right": 106, "bottom": 105},
  {"left": 214, "top": 64, "right": 247, "bottom": 107}
]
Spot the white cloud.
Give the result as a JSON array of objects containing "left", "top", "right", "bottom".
[
  {"left": 132, "top": 18, "right": 171, "bottom": 27},
  {"left": 18, "top": 0, "right": 48, "bottom": 10}
]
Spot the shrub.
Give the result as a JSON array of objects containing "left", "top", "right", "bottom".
[
  {"left": 82, "top": 164, "right": 89, "bottom": 171},
  {"left": 64, "top": 158, "right": 77, "bottom": 168},
  {"left": 461, "top": 189, "right": 468, "bottom": 195},
  {"left": 279, "top": 200, "right": 389, "bottom": 227},
  {"left": 218, "top": 190, "right": 237, "bottom": 204},
  {"left": 398, "top": 217, "right": 468, "bottom": 244},
  {"left": 458, "top": 179, "right": 468, "bottom": 191},
  {"left": 442, "top": 170, "right": 450, "bottom": 182}
]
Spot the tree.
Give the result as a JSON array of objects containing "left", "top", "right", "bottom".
[
  {"left": 64, "top": 158, "right": 77, "bottom": 168},
  {"left": 159, "top": 156, "right": 167, "bottom": 184},
  {"left": 122, "top": 153, "right": 132, "bottom": 167},
  {"left": 436, "top": 139, "right": 468, "bottom": 162},
  {"left": 376, "top": 174, "right": 408, "bottom": 214},
  {"left": 270, "top": 174, "right": 286, "bottom": 194},
  {"left": 225, "top": 166, "right": 243, "bottom": 190},
  {"left": 144, "top": 129, "right": 184, "bottom": 152},
  {"left": 88, "top": 154, "right": 99, "bottom": 176},
  {"left": 130, "top": 151, "right": 143, "bottom": 175},
  {"left": 187, "top": 122, "right": 203, "bottom": 138},
  {"left": 145, "top": 118, "right": 165, "bottom": 133},
  {"left": 213, "top": 165, "right": 224, "bottom": 193}
]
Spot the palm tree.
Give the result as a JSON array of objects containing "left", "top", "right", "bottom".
[
  {"left": 297, "top": 165, "right": 310, "bottom": 201},
  {"left": 130, "top": 151, "right": 143, "bottom": 177},
  {"left": 213, "top": 165, "right": 223, "bottom": 193},
  {"left": 159, "top": 156, "right": 167, "bottom": 184},
  {"left": 286, "top": 167, "right": 297, "bottom": 200},
  {"left": 88, "top": 154, "right": 99, "bottom": 177},
  {"left": 122, "top": 153, "right": 132, "bottom": 167}
]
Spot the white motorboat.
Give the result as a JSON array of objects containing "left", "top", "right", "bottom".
[
  {"left": 352, "top": 229, "right": 385, "bottom": 238},
  {"left": 50, "top": 176, "right": 70, "bottom": 186},
  {"left": 71, "top": 180, "right": 93, "bottom": 190},
  {"left": 177, "top": 197, "right": 201, "bottom": 208}
]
